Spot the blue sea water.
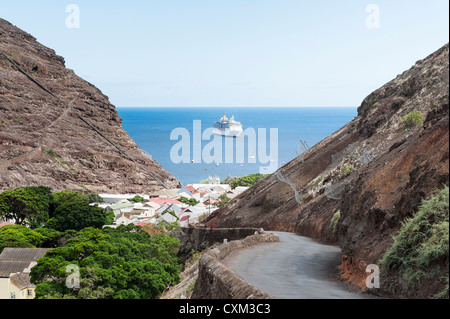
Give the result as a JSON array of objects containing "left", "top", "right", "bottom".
[{"left": 117, "top": 107, "right": 357, "bottom": 186}]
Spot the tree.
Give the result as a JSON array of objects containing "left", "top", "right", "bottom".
[
  {"left": 0, "top": 224, "right": 62, "bottom": 253},
  {"left": 31, "top": 226, "right": 181, "bottom": 299},
  {"left": 50, "top": 190, "right": 88, "bottom": 217},
  {"left": 130, "top": 195, "right": 144, "bottom": 203},
  {"left": 52, "top": 200, "right": 109, "bottom": 232},
  {"left": 0, "top": 186, "right": 52, "bottom": 227}
]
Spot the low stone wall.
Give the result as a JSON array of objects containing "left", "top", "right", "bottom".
[
  {"left": 177, "top": 227, "right": 265, "bottom": 263},
  {"left": 191, "top": 232, "right": 280, "bottom": 299}
]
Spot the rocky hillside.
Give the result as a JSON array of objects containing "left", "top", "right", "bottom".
[
  {"left": 0, "top": 19, "right": 180, "bottom": 194},
  {"left": 205, "top": 44, "right": 449, "bottom": 298}
]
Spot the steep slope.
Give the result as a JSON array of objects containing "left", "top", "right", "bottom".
[
  {"left": 205, "top": 44, "right": 449, "bottom": 298},
  {"left": 0, "top": 19, "right": 180, "bottom": 193}
]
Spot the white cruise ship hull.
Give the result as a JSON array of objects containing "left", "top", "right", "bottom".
[{"left": 212, "top": 126, "right": 243, "bottom": 137}]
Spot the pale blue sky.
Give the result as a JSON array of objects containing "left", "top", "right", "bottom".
[{"left": 1, "top": 1, "right": 448, "bottom": 107}]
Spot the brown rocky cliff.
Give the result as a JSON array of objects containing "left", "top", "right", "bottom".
[
  {"left": 205, "top": 43, "right": 449, "bottom": 298},
  {"left": 0, "top": 18, "right": 180, "bottom": 193}
]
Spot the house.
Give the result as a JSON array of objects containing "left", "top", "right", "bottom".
[
  {"left": 104, "top": 202, "right": 134, "bottom": 216},
  {"left": 115, "top": 211, "right": 141, "bottom": 226},
  {"left": 114, "top": 206, "right": 159, "bottom": 226},
  {"left": 178, "top": 206, "right": 208, "bottom": 227},
  {"left": 148, "top": 197, "right": 182, "bottom": 206},
  {"left": 0, "top": 248, "right": 52, "bottom": 299},
  {"left": 149, "top": 189, "right": 180, "bottom": 200},
  {"left": 157, "top": 209, "right": 178, "bottom": 224},
  {"left": 193, "top": 184, "right": 231, "bottom": 194},
  {"left": 178, "top": 186, "right": 201, "bottom": 200}
]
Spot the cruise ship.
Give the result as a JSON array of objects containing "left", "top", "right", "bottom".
[{"left": 213, "top": 114, "right": 243, "bottom": 137}]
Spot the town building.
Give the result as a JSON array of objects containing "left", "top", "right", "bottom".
[{"left": 0, "top": 248, "right": 51, "bottom": 299}]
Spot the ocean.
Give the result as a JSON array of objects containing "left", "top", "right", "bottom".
[{"left": 117, "top": 107, "right": 357, "bottom": 186}]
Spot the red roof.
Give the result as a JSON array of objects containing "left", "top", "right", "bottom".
[
  {"left": 180, "top": 215, "right": 191, "bottom": 222},
  {"left": 185, "top": 186, "right": 199, "bottom": 194},
  {"left": 0, "top": 222, "right": 13, "bottom": 228}
]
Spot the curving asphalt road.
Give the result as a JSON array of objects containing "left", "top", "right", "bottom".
[{"left": 223, "top": 232, "right": 368, "bottom": 299}]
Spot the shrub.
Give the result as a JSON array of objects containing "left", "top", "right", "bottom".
[
  {"left": 341, "top": 165, "right": 355, "bottom": 177},
  {"left": 43, "top": 148, "right": 57, "bottom": 158},
  {"left": 229, "top": 173, "right": 268, "bottom": 189},
  {"left": 130, "top": 195, "right": 144, "bottom": 203},
  {"left": 330, "top": 210, "right": 341, "bottom": 237},
  {"left": 402, "top": 110, "right": 423, "bottom": 129},
  {"left": 380, "top": 185, "right": 449, "bottom": 297}
]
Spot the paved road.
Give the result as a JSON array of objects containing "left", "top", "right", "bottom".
[{"left": 223, "top": 232, "right": 368, "bottom": 299}]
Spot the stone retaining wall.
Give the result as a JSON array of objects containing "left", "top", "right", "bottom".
[
  {"left": 191, "top": 232, "right": 280, "bottom": 299},
  {"left": 177, "top": 227, "right": 265, "bottom": 263}
]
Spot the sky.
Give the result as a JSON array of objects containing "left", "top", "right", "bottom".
[{"left": 0, "top": 0, "right": 449, "bottom": 107}]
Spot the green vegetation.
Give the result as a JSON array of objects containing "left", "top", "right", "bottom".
[
  {"left": 380, "top": 185, "right": 449, "bottom": 298},
  {"left": 0, "top": 186, "right": 52, "bottom": 228},
  {"left": 0, "top": 224, "right": 62, "bottom": 253},
  {"left": 30, "top": 225, "right": 181, "bottom": 299},
  {"left": 179, "top": 197, "right": 200, "bottom": 206},
  {"left": 42, "top": 148, "right": 57, "bottom": 158},
  {"left": 0, "top": 186, "right": 183, "bottom": 299},
  {"left": 0, "top": 188, "right": 112, "bottom": 231},
  {"left": 330, "top": 210, "right": 341, "bottom": 237},
  {"left": 216, "top": 194, "right": 231, "bottom": 208},
  {"left": 129, "top": 195, "right": 144, "bottom": 203},
  {"left": 402, "top": 110, "right": 423, "bottom": 130},
  {"left": 86, "top": 194, "right": 105, "bottom": 203},
  {"left": 341, "top": 165, "right": 355, "bottom": 177},
  {"left": 42, "top": 148, "right": 70, "bottom": 170},
  {"left": 226, "top": 173, "right": 268, "bottom": 189}
]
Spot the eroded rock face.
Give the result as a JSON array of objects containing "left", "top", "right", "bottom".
[
  {"left": 0, "top": 18, "right": 180, "bottom": 193},
  {"left": 205, "top": 43, "right": 449, "bottom": 298}
]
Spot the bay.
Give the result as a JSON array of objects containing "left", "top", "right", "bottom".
[{"left": 117, "top": 107, "right": 357, "bottom": 186}]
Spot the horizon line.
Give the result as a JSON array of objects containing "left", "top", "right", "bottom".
[{"left": 116, "top": 105, "right": 358, "bottom": 108}]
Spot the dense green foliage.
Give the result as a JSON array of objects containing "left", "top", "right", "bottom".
[
  {"left": 129, "top": 195, "right": 145, "bottom": 203},
  {"left": 0, "top": 186, "right": 52, "bottom": 228},
  {"left": 380, "top": 185, "right": 449, "bottom": 298},
  {"left": 228, "top": 173, "right": 268, "bottom": 189},
  {"left": 0, "top": 187, "right": 183, "bottom": 299},
  {"left": 0, "top": 224, "right": 62, "bottom": 253},
  {"left": 51, "top": 200, "right": 109, "bottom": 232},
  {"left": 0, "top": 188, "right": 112, "bottom": 231},
  {"left": 30, "top": 225, "right": 181, "bottom": 299}
]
